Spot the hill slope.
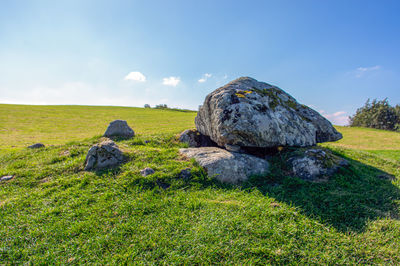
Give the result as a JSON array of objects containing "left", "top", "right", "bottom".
[{"left": 0, "top": 104, "right": 399, "bottom": 264}]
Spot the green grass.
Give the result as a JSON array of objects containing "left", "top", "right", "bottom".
[
  {"left": 1, "top": 104, "right": 400, "bottom": 264},
  {"left": 0, "top": 104, "right": 196, "bottom": 149}
]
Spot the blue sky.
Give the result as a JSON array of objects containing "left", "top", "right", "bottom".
[{"left": 1, "top": 0, "right": 399, "bottom": 125}]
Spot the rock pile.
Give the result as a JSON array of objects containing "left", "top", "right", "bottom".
[{"left": 180, "top": 77, "right": 347, "bottom": 183}]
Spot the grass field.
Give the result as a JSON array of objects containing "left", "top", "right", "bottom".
[
  {"left": 0, "top": 104, "right": 196, "bottom": 149},
  {"left": 1, "top": 104, "right": 400, "bottom": 264}
]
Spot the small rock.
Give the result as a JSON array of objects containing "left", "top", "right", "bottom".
[
  {"left": 84, "top": 139, "right": 125, "bottom": 171},
  {"left": 104, "top": 120, "right": 135, "bottom": 139},
  {"left": 1, "top": 175, "right": 14, "bottom": 181},
  {"left": 286, "top": 147, "right": 348, "bottom": 181},
  {"left": 179, "top": 168, "right": 192, "bottom": 180},
  {"left": 179, "top": 147, "right": 269, "bottom": 184},
  {"left": 28, "top": 143, "right": 45, "bottom": 149},
  {"left": 140, "top": 167, "right": 155, "bottom": 177}
]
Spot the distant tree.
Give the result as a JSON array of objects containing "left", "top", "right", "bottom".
[
  {"left": 144, "top": 104, "right": 151, "bottom": 108},
  {"left": 349, "top": 98, "right": 400, "bottom": 131},
  {"left": 155, "top": 104, "right": 168, "bottom": 109}
]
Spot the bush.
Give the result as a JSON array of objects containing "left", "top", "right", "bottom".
[
  {"left": 349, "top": 98, "right": 400, "bottom": 131},
  {"left": 155, "top": 104, "right": 168, "bottom": 109},
  {"left": 144, "top": 104, "right": 151, "bottom": 108}
]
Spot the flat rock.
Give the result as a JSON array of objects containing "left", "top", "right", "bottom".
[
  {"left": 179, "top": 147, "right": 269, "bottom": 184},
  {"left": 286, "top": 147, "right": 348, "bottom": 181},
  {"left": 84, "top": 139, "right": 126, "bottom": 171},
  {"left": 28, "top": 143, "right": 45, "bottom": 149},
  {"left": 195, "top": 77, "right": 342, "bottom": 148},
  {"left": 104, "top": 120, "right": 135, "bottom": 139}
]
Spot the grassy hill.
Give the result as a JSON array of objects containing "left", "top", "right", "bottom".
[{"left": 0, "top": 104, "right": 399, "bottom": 264}]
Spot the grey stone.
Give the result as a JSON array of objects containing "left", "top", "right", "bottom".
[
  {"left": 195, "top": 77, "right": 342, "bottom": 148},
  {"left": 224, "top": 144, "right": 242, "bottom": 152},
  {"left": 286, "top": 147, "right": 348, "bottom": 181},
  {"left": 179, "top": 129, "right": 216, "bottom": 147},
  {"left": 104, "top": 120, "right": 135, "bottom": 139},
  {"left": 84, "top": 139, "right": 125, "bottom": 171},
  {"left": 28, "top": 143, "right": 45, "bottom": 149},
  {"left": 179, "top": 168, "right": 192, "bottom": 180},
  {"left": 140, "top": 167, "right": 155, "bottom": 177},
  {"left": 179, "top": 147, "right": 269, "bottom": 184},
  {"left": 1, "top": 175, "right": 14, "bottom": 181}
]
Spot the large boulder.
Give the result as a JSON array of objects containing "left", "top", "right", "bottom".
[
  {"left": 285, "top": 147, "right": 348, "bottom": 181},
  {"left": 84, "top": 139, "right": 126, "bottom": 171},
  {"left": 195, "top": 77, "right": 342, "bottom": 149},
  {"left": 104, "top": 120, "right": 135, "bottom": 139},
  {"left": 179, "top": 147, "right": 269, "bottom": 184}
]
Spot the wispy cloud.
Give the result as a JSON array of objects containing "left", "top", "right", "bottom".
[
  {"left": 163, "top": 76, "right": 180, "bottom": 87},
  {"left": 198, "top": 73, "right": 212, "bottom": 83},
  {"left": 124, "top": 71, "right": 146, "bottom": 82},
  {"left": 320, "top": 110, "right": 349, "bottom": 126},
  {"left": 355, "top": 65, "right": 381, "bottom": 78}
]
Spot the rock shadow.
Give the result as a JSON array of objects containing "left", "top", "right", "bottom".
[{"left": 242, "top": 152, "right": 400, "bottom": 232}]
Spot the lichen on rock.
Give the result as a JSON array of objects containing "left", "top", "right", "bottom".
[{"left": 195, "top": 77, "right": 342, "bottom": 149}]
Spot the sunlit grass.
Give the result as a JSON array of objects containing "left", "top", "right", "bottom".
[
  {"left": 0, "top": 104, "right": 399, "bottom": 264},
  {"left": 0, "top": 104, "right": 196, "bottom": 149}
]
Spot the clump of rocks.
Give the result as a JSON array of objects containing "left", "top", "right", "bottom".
[
  {"left": 104, "top": 120, "right": 135, "bottom": 139},
  {"left": 84, "top": 139, "right": 126, "bottom": 171},
  {"left": 180, "top": 77, "right": 347, "bottom": 183}
]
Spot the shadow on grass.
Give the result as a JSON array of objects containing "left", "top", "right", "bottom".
[
  {"left": 92, "top": 140, "right": 400, "bottom": 233},
  {"left": 240, "top": 153, "right": 400, "bottom": 232}
]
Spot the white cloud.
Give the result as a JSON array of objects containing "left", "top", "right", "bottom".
[
  {"left": 322, "top": 111, "right": 349, "bottom": 126},
  {"left": 198, "top": 73, "right": 212, "bottom": 83},
  {"left": 124, "top": 71, "right": 146, "bottom": 82},
  {"left": 355, "top": 65, "right": 381, "bottom": 78},
  {"left": 163, "top": 76, "right": 180, "bottom": 87}
]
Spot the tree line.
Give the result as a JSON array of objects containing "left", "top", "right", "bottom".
[{"left": 349, "top": 98, "right": 400, "bottom": 131}]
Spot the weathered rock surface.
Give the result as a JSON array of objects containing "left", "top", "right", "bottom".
[
  {"left": 140, "top": 167, "right": 155, "bottom": 177},
  {"left": 84, "top": 139, "right": 125, "bottom": 171},
  {"left": 195, "top": 77, "right": 342, "bottom": 149},
  {"left": 286, "top": 147, "right": 348, "bottom": 181},
  {"left": 28, "top": 143, "right": 45, "bottom": 149},
  {"left": 179, "top": 129, "right": 216, "bottom": 147},
  {"left": 104, "top": 120, "right": 135, "bottom": 139},
  {"left": 179, "top": 147, "right": 269, "bottom": 184}
]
